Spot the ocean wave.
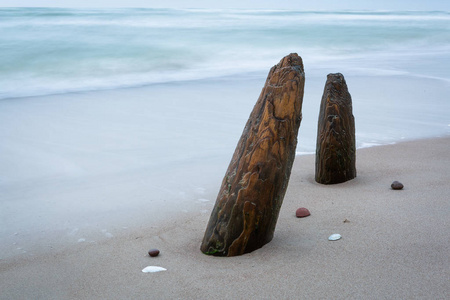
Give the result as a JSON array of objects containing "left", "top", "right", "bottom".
[
  {"left": 1, "top": 8, "right": 449, "bottom": 99},
  {"left": 2, "top": 9, "right": 449, "bottom": 28}
]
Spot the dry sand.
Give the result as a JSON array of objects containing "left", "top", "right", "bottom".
[{"left": 1, "top": 137, "right": 449, "bottom": 299}]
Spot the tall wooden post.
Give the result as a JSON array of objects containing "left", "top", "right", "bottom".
[
  {"left": 315, "top": 73, "right": 356, "bottom": 184},
  {"left": 200, "top": 54, "right": 305, "bottom": 256}
]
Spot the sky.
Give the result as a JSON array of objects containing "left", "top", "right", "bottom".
[{"left": 1, "top": 0, "right": 449, "bottom": 11}]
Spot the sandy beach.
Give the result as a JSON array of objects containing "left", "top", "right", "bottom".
[
  {"left": 2, "top": 8, "right": 450, "bottom": 299},
  {"left": 1, "top": 137, "right": 449, "bottom": 299}
]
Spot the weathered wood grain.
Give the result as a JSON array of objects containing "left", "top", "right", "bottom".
[
  {"left": 200, "top": 53, "right": 305, "bottom": 256},
  {"left": 315, "top": 73, "right": 356, "bottom": 184}
]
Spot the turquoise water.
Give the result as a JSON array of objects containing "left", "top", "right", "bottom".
[
  {"left": 1, "top": 8, "right": 450, "bottom": 258},
  {"left": 1, "top": 8, "right": 450, "bottom": 99}
]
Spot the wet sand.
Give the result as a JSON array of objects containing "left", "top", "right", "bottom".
[{"left": 1, "top": 137, "right": 449, "bottom": 299}]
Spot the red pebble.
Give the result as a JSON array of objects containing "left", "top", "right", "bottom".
[
  {"left": 148, "top": 249, "right": 160, "bottom": 257},
  {"left": 296, "top": 207, "right": 311, "bottom": 218}
]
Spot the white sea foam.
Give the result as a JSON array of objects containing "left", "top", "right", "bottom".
[
  {"left": 1, "top": 8, "right": 449, "bottom": 99},
  {"left": 195, "top": 187, "right": 206, "bottom": 194},
  {"left": 101, "top": 230, "right": 114, "bottom": 238},
  {"left": 296, "top": 151, "right": 315, "bottom": 156},
  {"left": 359, "top": 142, "right": 382, "bottom": 149}
]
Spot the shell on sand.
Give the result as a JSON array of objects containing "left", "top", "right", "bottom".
[
  {"left": 328, "top": 234, "right": 342, "bottom": 241},
  {"left": 142, "top": 266, "right": 167, "bottom": 273}
]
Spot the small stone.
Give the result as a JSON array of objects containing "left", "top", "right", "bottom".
[
  {"left": 148, "top": 249, "right": 160, "bottom": 257},
  {"left": 343, "top": 218, "right": 350, "bottom": 223},
  {"left": 296, "top": 207, "right": 311, "bottom": 218},
  {"left": 391, "top": 181, "right": 404, "bottom": 190},
  {"left": 142, "top": 266, "right": 166, "bottom": 273},
  {"left": 328, "top": 234, "right": 342, "bottom": 241}
]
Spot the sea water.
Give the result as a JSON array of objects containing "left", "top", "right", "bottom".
[
  {"left": 1, "top": 8, "right": 450, "bottom": 99},
  {"left": 1, "top": 8, "right": 450, "bottom": 259},
  {"left": 1, "top": 8, "right": 449, "bottom": 148}
]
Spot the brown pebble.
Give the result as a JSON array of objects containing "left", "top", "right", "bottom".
[
  {"left": 148, "top": 249, "right": 160, "bottom": 257},
  {"left": 391, "top": 181, "right": 404, "bottom": 190},
  {"left": 296, "top": 207, "right": 311, "bottom": 218}
]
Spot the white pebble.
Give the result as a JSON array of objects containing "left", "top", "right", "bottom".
[
  {"left": 142, "top": 266, "right": 167, "bottom": 273},
  {"left": 328, "top": 234, "right": 342, "bottom": 241}
]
